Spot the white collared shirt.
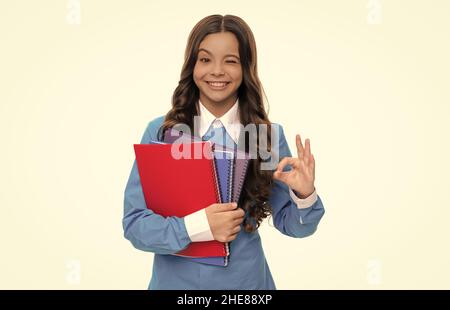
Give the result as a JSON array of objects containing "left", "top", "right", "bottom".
[
  {"left": 197, "top": 98, "right": 241, "bottom": 144},
  {"left": 184, "top": 99, "right": 318, "bottom": 242}
]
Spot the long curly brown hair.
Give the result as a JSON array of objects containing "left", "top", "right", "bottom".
[{"left": 157, "top": 14, "right": 274, "bottom": 233}]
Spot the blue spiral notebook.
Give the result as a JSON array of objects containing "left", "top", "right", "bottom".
[{"left": 188, "top": 149, "right": 234, "bottom": 266}]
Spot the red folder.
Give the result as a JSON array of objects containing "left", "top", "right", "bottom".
[{"left": 133, "top": 141, "right": 226, "bottom": 257}]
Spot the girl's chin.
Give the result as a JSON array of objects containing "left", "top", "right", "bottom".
[
  {"left": 203, "top": 92, "right": 232, "bottom": 103},
  {"left": 206, "top": 97, "right": 232, "bottom": 104}
]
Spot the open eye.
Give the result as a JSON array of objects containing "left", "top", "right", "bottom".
[{"left": 199, "top": 57, "right": 210, "bottom": 63}]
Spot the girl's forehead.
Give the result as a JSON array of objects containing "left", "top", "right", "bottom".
[{"left": 198, "top": 32, "right": 240, "bottom": 53}]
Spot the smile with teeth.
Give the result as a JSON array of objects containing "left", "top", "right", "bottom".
[{"left": 207, "top": 81, "right": 230, "bottom": 88}]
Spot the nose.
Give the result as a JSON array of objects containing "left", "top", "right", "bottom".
[{"left": 211, "top": 62, "right": 225, "bottom": 76}]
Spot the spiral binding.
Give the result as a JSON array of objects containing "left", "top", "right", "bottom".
[
  {"left": 209, "top": 142, "right": 222, "bottom": 204},
  {"left": 233, "top": 159, "right": 250, "bottom": 202},
  {"left": 226, "top": 154, "right": 234, "bottom": 266},
  {"left": 227, "top": 156, "right": 234, "bottom": 202},
  {"left": 224, "top": 243, "right": 229, "bottom": 266}
]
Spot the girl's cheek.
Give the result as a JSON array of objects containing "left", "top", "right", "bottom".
[
  {"left": 230, "top": 68, "right": 243, "bottom": 78},
  {"left": 195, "top": 64, "right": 209, "bottom": 75}
]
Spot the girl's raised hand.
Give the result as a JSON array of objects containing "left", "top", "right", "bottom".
[{"left": 273, "top": 134, "right": 315, "bottom": 198}]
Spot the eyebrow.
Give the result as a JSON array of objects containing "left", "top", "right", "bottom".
[{"left": 198, "top": 48, "right": 240, "bottom": 60}]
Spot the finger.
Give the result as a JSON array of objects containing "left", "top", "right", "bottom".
[
  {"left": 311, "top": 153, "right": 315, "bottom": 176},
  {"left": 233, "top": 217, "right": 244, "bottom": 226},
  {"left": 231, "top": 208, "right": 245, "bottom": 219},
  {"left": 296, "top": 134, "right": 305, "bottom": 159},
  {"left": 304, "top": 138, "right": 311, "bottom": 160},
  {"left": 275, "top": 157, "right": 298, "bottom": 173},
  {"left": 273, "top": 170, "right": 291, "bottom": 184},
  {"left": 303, "top": 139, "right": 311, "bottom": 166},
  {"left": 231, "top": 225, "right": 241, "bottom": 234},
  {"left": 227, "top": 232, "right": 239, "bottom": 242}
]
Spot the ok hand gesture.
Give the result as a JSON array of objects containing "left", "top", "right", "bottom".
[{"left": 273, "top": 134, "right": 315, "bottom": 198}]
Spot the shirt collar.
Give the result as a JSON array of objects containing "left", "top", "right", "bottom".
[{"left": 198, "top": 98, "right": 241, "bottom": 144}]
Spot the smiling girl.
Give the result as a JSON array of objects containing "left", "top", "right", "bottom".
[{"left": 123, "top": 14, "right": 325, "bottom": 290}]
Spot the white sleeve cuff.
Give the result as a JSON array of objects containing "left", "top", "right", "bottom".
[
  {"left": 289, "top": 188, "right": 318, "bottom": 209},
  {"left": 184, "top": 209, "right": 214, "bottom": 242}
]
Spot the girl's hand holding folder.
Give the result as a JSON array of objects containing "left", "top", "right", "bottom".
[{"left": 205, "top": 202, "right": 245, "bottom": 242}]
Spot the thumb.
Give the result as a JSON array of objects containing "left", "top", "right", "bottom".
[{"left": 216, "top": 202, "right": 238, "bottom": 212}]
